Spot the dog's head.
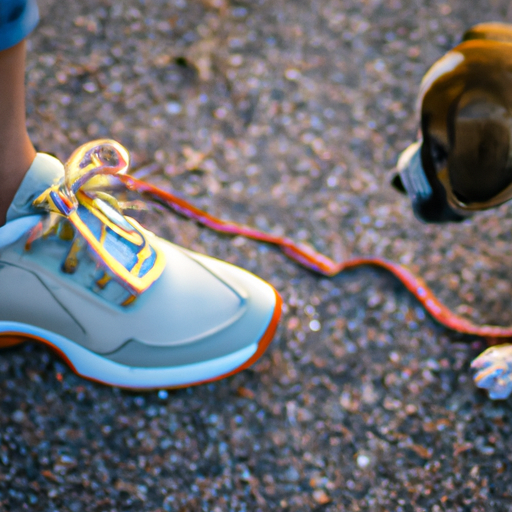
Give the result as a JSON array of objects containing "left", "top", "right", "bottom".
[{"left": 394, "top": 23, "right": 512, "bottom": 223}]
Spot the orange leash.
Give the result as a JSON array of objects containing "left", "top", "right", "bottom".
[{"left": 119, "top": 174, "right": 512, "bottom": 340}]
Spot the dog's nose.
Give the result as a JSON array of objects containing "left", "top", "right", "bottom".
[{"left": 390, "top": 173, "right": 406, "bottom": 194}]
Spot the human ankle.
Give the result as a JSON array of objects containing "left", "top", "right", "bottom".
[{"left": 0, "top": 132, "right": 36, "bottom": 226}]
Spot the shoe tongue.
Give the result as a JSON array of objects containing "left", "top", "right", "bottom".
[{"left": 6, "top": 153, "right": 64, "bottom": 222}]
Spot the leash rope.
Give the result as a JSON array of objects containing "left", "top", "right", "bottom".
[{"left": 119, "top": 173, "right": 512, "bottom": 340}]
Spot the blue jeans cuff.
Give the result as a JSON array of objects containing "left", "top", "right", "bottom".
[{"left": 0, "top": 0, "right": 39, "bottom": 51}]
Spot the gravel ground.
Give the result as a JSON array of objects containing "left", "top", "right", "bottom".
[{"left": 2, "top": 0, "right": 512, "bottom": 510}]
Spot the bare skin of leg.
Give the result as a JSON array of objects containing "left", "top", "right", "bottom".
[{"left": 0, "top": 40, "right": 36, "bottom": 226}]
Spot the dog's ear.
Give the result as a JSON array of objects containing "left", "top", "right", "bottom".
[{"left": 448, "top": 108, "right": 510, "bottom": 204}]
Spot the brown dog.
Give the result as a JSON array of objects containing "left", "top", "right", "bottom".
[{"left": 395, "top": 23, "right": 512, "bottom": 399}]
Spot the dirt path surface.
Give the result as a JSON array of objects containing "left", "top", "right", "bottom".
[{"left": 2, "top": 1, "right": 512, "bottom": 510}]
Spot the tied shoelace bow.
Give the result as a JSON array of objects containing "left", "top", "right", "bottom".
[
  {"left": 28, "top": 140, "right": 165, "bottom": 306},
  {"left": 27, "top": 140, "right": 512, "bottom": 396}
]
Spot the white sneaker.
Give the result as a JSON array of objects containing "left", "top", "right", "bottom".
[{"left": 0, "top": 140, "right": 281, "bottom": 389}]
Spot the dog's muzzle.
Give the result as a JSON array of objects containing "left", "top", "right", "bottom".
[{"left": 393, "top": 141, "right": 465, "bottom": 223}]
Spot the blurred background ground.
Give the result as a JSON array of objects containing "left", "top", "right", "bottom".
[{"left": 2, "top": 0, "right": 512, "bottom": 510}]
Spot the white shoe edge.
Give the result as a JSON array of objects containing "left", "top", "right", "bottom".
[{"left": 0, "top": 321, "right": 258, "bottom": 389}]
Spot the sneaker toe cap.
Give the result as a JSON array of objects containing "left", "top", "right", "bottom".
[{"left": 105, "top": 239, "right": 280, "bottom": 368}]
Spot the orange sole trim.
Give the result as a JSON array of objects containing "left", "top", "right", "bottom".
[
  {"left": 0, "top": 287, "right": 282, "bottom": 390},
  {"left": 0, "top": 336, "right": 26, "bottom": 349},
  {"left": 0, "top": 331, "right": 83, "bottom": 377}
]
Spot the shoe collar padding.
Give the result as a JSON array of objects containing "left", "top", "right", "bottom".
[{"left": 6, "top": 153, "right": 64, "bottom": 223}]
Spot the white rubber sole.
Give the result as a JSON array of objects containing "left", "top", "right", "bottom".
[{"left": 0, "top": 321, "right": 258, "bottom": 389}]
